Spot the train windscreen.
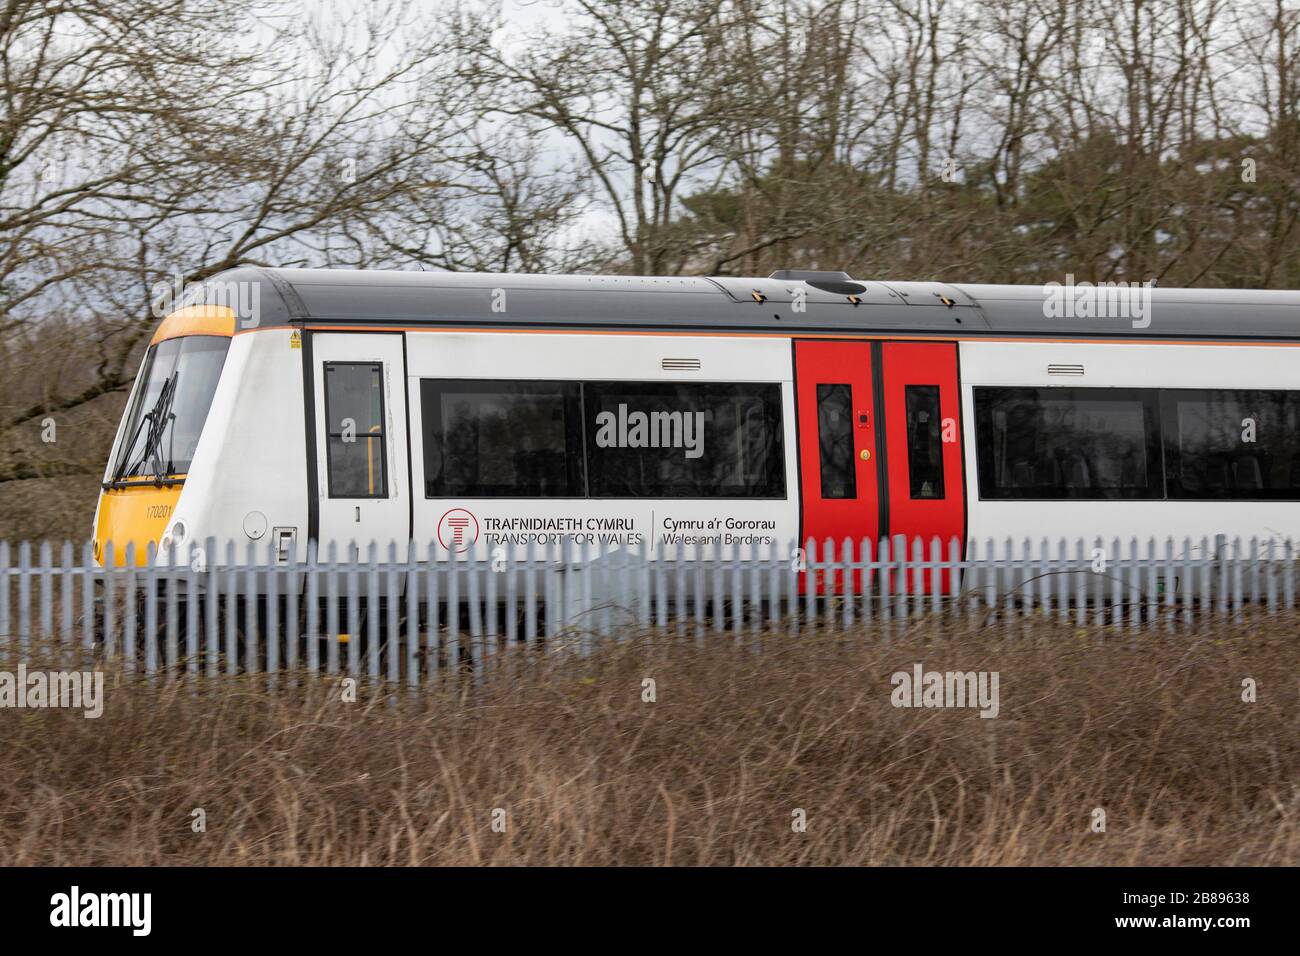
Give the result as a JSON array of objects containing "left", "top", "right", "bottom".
[{"left": 109, "top": 335, "right": 230, "bottom": 482}]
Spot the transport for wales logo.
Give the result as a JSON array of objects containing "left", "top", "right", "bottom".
[{"left": 437, "top": 508, "right": 479, "bottom": 553}]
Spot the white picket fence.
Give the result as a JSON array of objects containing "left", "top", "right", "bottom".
[{"left": 0, "top": 534, "right": 1293, "bottom": 684}]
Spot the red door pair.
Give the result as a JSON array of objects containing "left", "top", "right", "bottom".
[{"left": 795, "top": 340, "right": 964, "bottom": 592}]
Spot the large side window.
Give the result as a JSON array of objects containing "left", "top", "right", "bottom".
[
  {"left": 584, "top": 382, "right": 785, "bottom": 498},
  {"left": 904, "top": 385, "right": 945, "bottom": 499},
  {"left": 974, "top": 386, "right": 1161, "bottom": 500},
  {"left": 421, "top": 379, "right": 785, "bottom": 499},
  {"left": 1162, "top": 390, "right": 1300, "bottom": 500},
  {"left": 324, "top": 362, "right": 387, "bottom": 498},
  {"left": 815, "top": 383, "right": 856, "bottom": 499},
  {"left": 421, "top": 380, "right": 585, "bottom": 497}
]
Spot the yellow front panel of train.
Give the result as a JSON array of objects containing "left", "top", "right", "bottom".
[{"left": 95, "top": 484, "right": 183, "bottom": 566}]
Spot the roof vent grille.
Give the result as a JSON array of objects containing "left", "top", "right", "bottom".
[
  {"left": 662, "top": 357, "right": 701, "bottom": 371},
  {"left": 1047, "top": 363, "right": 1085, "bottom": 376}
]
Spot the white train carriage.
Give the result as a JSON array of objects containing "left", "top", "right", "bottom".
[{"left": 95, "top": 268, "right": 1300, "bottom": 580}]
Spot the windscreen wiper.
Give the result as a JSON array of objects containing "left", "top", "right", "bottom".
[
  {"left": 109, "top": 407, "right": 153, "bottom": 484},
  {"left": 112, "top": 372, "right": 178, "bottom": 484}
]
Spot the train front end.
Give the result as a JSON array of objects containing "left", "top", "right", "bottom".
[{"left": 93, "top": 305, "right": 234, "bottom": 565}]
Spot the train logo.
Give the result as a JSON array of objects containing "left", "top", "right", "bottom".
[{"left": 436, "top": 508, "right": 480, "bottom": 553}]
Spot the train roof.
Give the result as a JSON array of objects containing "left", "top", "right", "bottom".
[{"left": 204, "top": 266, "right": 1300, "bottom": 341}]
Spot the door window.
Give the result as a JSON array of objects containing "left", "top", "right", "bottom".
[
  {"left": 904, "top": 385, "right": 945, "bottom": 499},
  {"left": 324, "top": 362, "right": 388, "bottom": 498},
  {"left": 815, "top": 383, "right": 856, "bottom": 499}
]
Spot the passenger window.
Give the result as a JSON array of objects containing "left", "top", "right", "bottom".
[
  {"left": 324, "top": 362, "right": 387, "bottom": 498},
  {"left": 905, "top": 385, "right": 945, "bottom": 499},
  {"left": 421, "top": 380, "right": 585, "bottom": 497},
  {"left": 583, "top": 381, "right": 784, "bottom": 498},
  {"left": 1162, "top": 390, "right": 1300, "bottom": 500},
  {"left": 816, "top": 383, "right": 856, "bottom": 499},
  {"left": 973, "top": 386, "right": 1161, "bottom": 500},
  {"left": 419, "top": 379, "right": 785, "bottom": 499}
]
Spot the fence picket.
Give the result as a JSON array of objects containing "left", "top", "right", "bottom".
[
  {"left": 0, "top": 541, "right": 9, "bottom": 658},
  {"left": 366, "top": 542, "right": 380, "bottom": 681},
  {"left": 188, "top": 545, "right": 202, "bottom": 675},
  {"left": 18, "top": 542, "right": 31, "bottom": 653},
  {"left": 387, "top": 541, "right": 401, "bottom": 682},
  {"left": 1286, "top": 539, "right": 1296, "bottom": 611},
  {"left": 144, "top": 543, "right": 157, "bottom": 674},
  {"left": 405, "top": 541, "right": 419, "bottom": 689}
]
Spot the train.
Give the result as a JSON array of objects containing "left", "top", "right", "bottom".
[{"left": 93, "top": 267, "right": 1300, "bottom": 571}]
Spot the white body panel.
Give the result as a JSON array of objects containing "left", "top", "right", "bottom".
[
  {"left": 960, "top": 341, "right": 1300, "bottom": 549},
  {"left": 163, "top": 329, "right": 309, "bottom": 558},
  {"left": 406, "top": 331, "right": 799, "bottom": 562}
]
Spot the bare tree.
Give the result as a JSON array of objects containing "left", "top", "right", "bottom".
[
  {"left": 451, "top": 0, "right": 756, "bottom": 274},
  {"left": 0, "top": 0, "right": 506, "bottom": 527}
]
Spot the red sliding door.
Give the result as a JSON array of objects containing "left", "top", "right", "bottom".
[{"left": 795, "top": 339, "right": 964, "bottom": 593}]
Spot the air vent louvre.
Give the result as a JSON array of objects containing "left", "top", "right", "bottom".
[
  {"left": 662, "top": 358, "right": 701, "bottom": 370},
  {"left": 1047, "top": 363, "right": 1085, "bottom": 376}
]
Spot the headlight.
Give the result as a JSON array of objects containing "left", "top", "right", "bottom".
[{"left": 159, "top": 520, "right": 186, "bottom": 563}]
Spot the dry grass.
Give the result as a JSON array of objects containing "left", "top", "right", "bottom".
[{"left": 0, "top": 613, "right": 1295, "bottom": 865}]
